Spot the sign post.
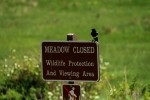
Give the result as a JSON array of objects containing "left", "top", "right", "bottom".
[
  {"left": 67, "top": 33, "right": 76, "bottom": 84},
  {"left": 41, "top": 31, "right": 99, "bottom": 100}
]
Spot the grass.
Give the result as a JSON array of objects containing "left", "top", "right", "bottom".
[{"left": 0, "top": 0, "right": 150, "bottom": 90}]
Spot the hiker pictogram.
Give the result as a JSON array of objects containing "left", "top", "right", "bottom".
[{"left": 63, "top": 85, "right": 80, "bottom": 100}]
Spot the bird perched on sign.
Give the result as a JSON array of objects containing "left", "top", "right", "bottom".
[{"left": 91, "top": 28, "right": 98, "bottom": 42}]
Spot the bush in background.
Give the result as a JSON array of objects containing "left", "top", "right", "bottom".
[{"left": 0, "top": 49, "right": 49, "bottom": 99}]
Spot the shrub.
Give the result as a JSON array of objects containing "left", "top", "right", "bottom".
[{"left": 0, "top": 49, "right": 49, "bottom": 99}]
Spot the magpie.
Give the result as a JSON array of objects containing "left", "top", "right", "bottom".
[{"left": 91, "top": 28, "right": 98, "bottom": 42}]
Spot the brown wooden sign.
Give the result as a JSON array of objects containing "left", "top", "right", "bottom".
[{"left": 41, "top": 41, "right": 99, "bottom": 81}]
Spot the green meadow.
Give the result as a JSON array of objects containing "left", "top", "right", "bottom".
[{"left": 0, "top": 0, "right": 150, "bottom": 99}]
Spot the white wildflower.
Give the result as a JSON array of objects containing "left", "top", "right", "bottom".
[
  {"left": 12, "top": 49, "right": 16, "bottom": 53},
  {"left": 114, "top": 88, "right": 116, "bottom": 92},
  {"left": 24, "top": 55, "right": 28, "bottom": 61},
  {"left": 35, "top": 72, "right": 38, "bottom": 75},
  {"left": 12, "top": 56, "right": 16, "bottom": 59},
  {"left": 15, "top": 63, "right": 17, "bottom": 66},
  {"left": 5, "top": 64, "right": 8, "bottom": 68},
  {"left": 4, "top": 59, "right": 7, "bottom": 62},
  {"left": 60, "top": 96, "right": 62, "bottom": 100},
  {"left": 82, "top": 94, "right": 85, "bottom": 97},
  {"left": 7, "top": 74, "right": 10, "bottom": 77},
  {"left": 35, "top": 65, "right": 39, "bottom": 68},
  {"left": 24, "top": 55, "right": 28, "bottom": 59},
  {"left": 48, "top": 92, "right": 53, "bottom": 96},
  {"left": 94, "top": 96, "right": 99, "bottom": 99},
  {"left": 47, "top": 82, "right": 50, "bottom": 84},
  {"left": 11, "top": 70, "right": 14, "bottom": 73},
  {"left": 18, "top": 64, "right": 20, "bottom": 68},
  {"left": 104, "top": 62, "right": 110, "bottom": 66},
  {"left": 29, "top": 58, "right": 32, "bottom": 61}
]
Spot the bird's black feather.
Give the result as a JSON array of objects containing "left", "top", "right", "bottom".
[{"left": 91, "top": 29, "right": 98, "bottom": 37}]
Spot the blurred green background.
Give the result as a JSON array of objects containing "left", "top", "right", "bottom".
[{"left": 0, "top": 0, "right": 150, "bottom": 99}]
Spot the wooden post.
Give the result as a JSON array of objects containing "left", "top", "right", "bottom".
[
  {"left": 67, "top": 33, "right": 76, "bottom": 84},
  {"left": 67, "top": 33, "right": 76, "bottom": 41},
  {"left": 61, "top": 33, "right": 78, "bottom": 84}
]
